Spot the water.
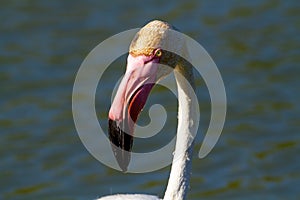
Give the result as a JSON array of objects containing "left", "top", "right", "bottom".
[{"left": 1, "top": 0, "right": 299, "bottom": 199}]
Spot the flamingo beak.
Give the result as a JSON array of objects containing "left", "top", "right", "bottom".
[{"left": 108, "top": 54, "right": 160, "bottom": 172}]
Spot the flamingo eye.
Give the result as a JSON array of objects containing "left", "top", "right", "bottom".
[{"left": 154, "top": 49, "right": 162, "bottom": 57}]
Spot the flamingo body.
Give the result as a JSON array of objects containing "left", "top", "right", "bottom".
[{"left": 99, "top": 194, "right": 160, "bottom": 200}]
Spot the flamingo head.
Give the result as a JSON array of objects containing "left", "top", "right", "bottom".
[{"left": 108, "top": 20, "right": 182, "bottom": 171}]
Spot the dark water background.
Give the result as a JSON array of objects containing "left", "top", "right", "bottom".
[{"left": 1, "top": 0, "right": 299, "bottom": 199}]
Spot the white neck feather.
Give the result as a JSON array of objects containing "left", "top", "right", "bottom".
[{"left": 163, "top": 64, "right": 197, "bottom": 200}]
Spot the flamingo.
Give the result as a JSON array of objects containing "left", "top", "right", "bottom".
[{"left": 99, "top": 20, "right": 198, "bottom": 200}]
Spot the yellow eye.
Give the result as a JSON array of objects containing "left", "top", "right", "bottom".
[{"left": 155, "top": 49, "right": 162, "bottom": 57}]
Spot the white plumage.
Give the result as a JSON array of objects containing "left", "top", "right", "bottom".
[{"left": 98, "top": 194, "right": 160, "bottom": 200}]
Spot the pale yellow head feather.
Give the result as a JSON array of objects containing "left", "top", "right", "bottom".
[{"left": 129, "top": 20, "right": 180, "bottom": 56}]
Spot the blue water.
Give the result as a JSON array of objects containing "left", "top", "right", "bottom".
[{"left": 1, "top": 0, "right": 299, "bottom": 199}]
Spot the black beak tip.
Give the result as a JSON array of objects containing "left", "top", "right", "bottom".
[
  {"left": 108, "top": 119, "right": 133, "bottom": 172},
  {"left": 112, "top": 145, "right": 131, "bottom": 172},
  {"left": 120, "top": 165, "right": 128, "bottom": 173}
]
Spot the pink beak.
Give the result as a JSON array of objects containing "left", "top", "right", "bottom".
[{"left": 108, "top": 53, "right": 160, "bottom": 171}]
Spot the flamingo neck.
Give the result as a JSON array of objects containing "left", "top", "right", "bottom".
[{"left": 164, "top": 63, "right": 197, "bottom": 200}]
